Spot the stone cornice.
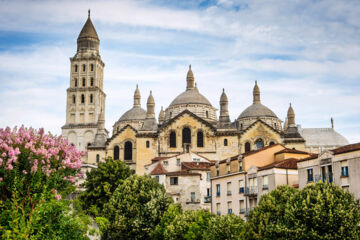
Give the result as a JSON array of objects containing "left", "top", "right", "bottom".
[
  {"left": 67, "top": 87, "right": 106, "bottom": 96},
  {"left": 61, "top": 123, "right": 98, "bottom": 129}
]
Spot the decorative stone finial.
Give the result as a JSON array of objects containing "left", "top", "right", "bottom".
[
  {"left": 287, "top": 103, "right": 295, "bottom": 126},
  {"left": 158, "top": 106, "right": 165, "bottom": 124},
  {"left": 88, "top": 9, "right": 90, "bottom": 18},
  {"left": 331, "top": 117, "right": 334, "bottom": 129},
  {"left": 253, "top": 80, "right": 260, "bottom": 104},
  {"left": 146, "top": 91, "right": 155, "bottom": 119},
  {"left": 186, "top": 65, "right": 195, "bottom": 91},
  {"left": 134, "top": 84, "right": 141, "bottom": 107}
]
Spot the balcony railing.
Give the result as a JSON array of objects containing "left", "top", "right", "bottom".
[
  {"left": 186, "top": 199, "right": 200, "bottom": 204},
  {"left": 239, "top": 208, "right": 245, "bottom": 214},
  {"left": 244, "top": 187, "right": 258, "bottom": 196},
  {"left": 314, "top": 173, "right": 333, "bottom": 183},
  {"left": 227, "top": 190, "right": 232, "bottom": 196},
  {"left": 262, "top": 185, "right": 269, "bottom": 190},
  {"left": 204, "top": 196, "right": 211, "bottom": 203}
]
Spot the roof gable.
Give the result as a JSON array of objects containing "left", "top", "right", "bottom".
[
  {"left": 106, "top": 124, "right": 137, "bottom": 145},
  {"left": 241, "top": 119, "right": 282, "bottom": 136},
  {"left": 150, "top": 163, "right": 168, "bottom": 175}
]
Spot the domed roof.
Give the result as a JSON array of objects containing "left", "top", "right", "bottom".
[
  {"left": 300, "top": 128, "right": 349, "bottom": 147},
  {"left": 169, "top": 89, "right": 212, "bottom": 107},
  {"left": 118, "top": 107, "right": 146, "bottom": 122},
  {"left": 238, "top": 81, "right": 278, "bottom": 119},
  {"left": 238, "top": 103, "right": 278, "bottom": 119},
  {"left": 78, "top": 10, "right": 99, "bottom": 40}
]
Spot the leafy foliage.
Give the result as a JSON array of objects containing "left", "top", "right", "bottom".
[
  {"left": 102, "top": 175, "right": 173, "bottom": 240},
  {"left": 203, "top": 214, "right": 245, "bottom": 240},
  {"left": 79, "top": 157, "right": 132, "bottom": 216},
  {"left": 247, "top": 182, "right": 360, "bottom": 240}
]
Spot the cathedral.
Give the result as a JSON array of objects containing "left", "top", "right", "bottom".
[{"left": 62, "top": 13, "right": 349, "bottom": 175}]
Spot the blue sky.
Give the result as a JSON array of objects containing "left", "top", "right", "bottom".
[{"left": 0, "top": 0, "right": 359, "bottom": 143}]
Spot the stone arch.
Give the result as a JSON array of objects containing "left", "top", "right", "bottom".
[
  {"left": 169, "top": 131, "right": 176, "bottom": 148},
  {"left": 224, "top": 138, "right": 228, "bottom": 146},
  {"left": 124, "top": 141, "right": 133, "bottom": 161},
  {"left": 245, "top": 142, "right": 251, "bottom": 152},
  {"left": 197, "top": 131, "right": 204, "bottom": 147},
  {"left": 182, "top": 127, "right": 191, "bottom": 145},
  {"left": 113, "top": 145, "right": 120, "bottom": 160},
  {"left": 68, "top": 131, "right": 77, "bottom": 146},
  {"left": 255, "top": 138, "right": 264, "bottom": 150}
]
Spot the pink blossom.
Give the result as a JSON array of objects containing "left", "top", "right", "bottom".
[{"left": 55, "top": 194, "right": 61, "bottom": 200}]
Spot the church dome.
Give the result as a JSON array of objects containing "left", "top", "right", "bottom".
[
  {"left": 238, "top": 103, "right": 277, "bottom": 119},
  {"left": 118, "top": 107, "right": 146, "bottom": 122},
  {"left": 169, "top": 89, "right": 212, "bottom": 107}
]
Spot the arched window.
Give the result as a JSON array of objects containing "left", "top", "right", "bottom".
[
  {"left": 146, "top": 140, "right": 150, "bottom": 148},
  {"left": 224, "top": 139, "right": 228, "bottom": 146},
  {"left": 96, "top": 154, "right": 100, "bottom": 163},
  {"left": 197, "top": 131, "right": 204, "bottom": 147},
  {"left": 90, "top": 94, "right": 93, "bottom": 103},
  {"left": 255, "top": 139, "right": 264, "bottom": 150},
  {"left": 82, "top": 64, "right": 86, "bottom": 72},
  {"left": 170, "top": 112, "right": 172, "bottom": 118},
  {"left": 245, "top": 142, "right": 251, "bottom": 152},
  {"left": 206, "top": 111, "right": 209, "bottom": 118},
  {"left": 182, "top": 127, "right": 191, "bottom": 145},
  {"left": 74, "top": 64, "right": 78, "bottom": 72},
  {"left": 81, "top": 94, "right": 85, "bottom": 104},
  {"left": 82, "top": 78, "right": 86, "bottom": 87},
  {"left": 240, "top": 124, "right": 243, "bottom": 130},
  {"left": 72, "top": 95, "right": 76, "bottom": 104},
  {"left": 269, "top": 141, "right": 275, "bottom": 146},
  {"left": 113, "top": 146, "right": 119, "bottom": 160},
  {"left": 74, "top": 78, "right": 78, "bottom": 87},
  {"left": 91, "top": 64, "right": 94, "bottom": 71},
  {"left": 170, "top": 131, "right": 176, "bottom": 148},
  {"left": 91, "top": 78, "right": 94, "bottom": 86},
  {"left": 124, "top": 141, "right": 132, "bottom": 160}
]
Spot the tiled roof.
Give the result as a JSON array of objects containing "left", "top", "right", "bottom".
[
  {"left": 181, "top": 162, "right": 211, "bottom": 171},
  {"left": 150, "top": 163, "right": 167, "bottom": 175},
  {"left": 165, "top": 171, "right": 201, "bottom": 176},
  {"left": 297, "top": 154, "right": 319, "bottom": 163},
  {"left": 274, "top": 148, "right": 309, "bottom": 155},
  {"left": 151, "top": 156, "right": 175, "bottom": 163},
  {"left": 258, "top": 158, "right": 299, "bottom": 171},
  {"left": 332, "top": 142, "right": 360, "bottom": 155}
]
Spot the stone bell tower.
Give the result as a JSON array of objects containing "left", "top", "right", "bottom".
[{"left": 62, "top": 10, "right": 106, "bottom": 152}]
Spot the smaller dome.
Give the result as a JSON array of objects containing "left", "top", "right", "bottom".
[
  {"left": 118, "top": 107, "right": 146, "bottom": 122},
  {"left": 169, "top": 89, "right": 212, "bottom": 107},
  {"left": 78, "top": 11, "right": 99, "bottom": 40},
  {"left": 238, "top": 103, "right": 278, "bottom": 119},
  {"left": 220, "top": 88, "right": 228, "bottom": 103}
]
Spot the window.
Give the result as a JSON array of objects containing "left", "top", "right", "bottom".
[
  {"left": 224, "top": 139, "right": 228, "bottom": 146},
  {"left": 240, "top": 123, "right": 243, "bottom": 130},
  {"left": 197, "top": 131, "right": 204, "bottom": 147},
  {"left": 74, "top": 64, "right": 78, "bottom": 72},
  {"left": 170, "top": 177, "right": 178, "bottom": 185},
  {"left": 216, "top": 169, "right": 219, "bottom": 176},
  {"left": 227, "top": 182, "right": 232, "bottom": 195},
  {"left": 206, "top": 111, "right": 209, "bottom": 118},
  {"left": 216, "top": 203, "right": 221, "bottom": 216},
  {"left": 239, "top": 161, "right": 243, "bottom": 172},
  {"left": 191, "top": 192, "right": 195, "bottom": 202},
  {"left": 245, "top": 142, "right": 251, "bottom": 152},
  {"left": 341, "top": 161, "right": 349, "bottom": 177},
  {"left": 91, "top": 64, "right": 94, "bottom": 71},
  {"left": 176, "top": 159, "right": 180, "bottom": 166},
  {"left": 74, "top": 78, "right": 78, "bottom": 87},
  {"left": 124, "top": 141, "right": 132, "bottom": 160},
  {"left": 170, "top": 112, "right": 172, "bottom": 118},
  {"left": 263, "top": 176, "right": 269, "bottom": 189},
  {"left": 146, "top": 140, "right": 150, "bottom": 148},
  {"left": 155, "top": 176, "right": 160, "bottom": 183},
  {"left": 82, "top": 78, "right": 86, "bottom": 87},
  {"left": 193, "top": 158, "right": 200, "bottom": 162},
  {"left": 82, "top": 64, "right": 86, "bottom": 72},
  {"left": 216, "top": 184, "right": 221, "bottom": 197},
  {"left": 239, "top": 200, "right": 245, "bottom": 213},
  {"left": 96, "top": 154, "right": 100, "bottom": 164},
  {"left": 269, "top": 141, "right": 275, "bottom": 146},
  {"left": 81, "top": 94, "right": 85, "bottom": 104},
  {"left": 227, "top": 201, "right": 232, "bottom": 214},
  {"left": 91, "top": 77, "right": 94, "bottom": 86},
  {"left": 227, "top": 164, "right": 230, "bottom": 174},
  {"left": 163, "top": 161, "right": 168, "bottom": 166},
  {"left": 170, "top": 131, "right": 176, "bottom": 148},
  {"left": 239, "top": 180, "right": 244, "bottom": 193},
  {"left": 207, "top": 188, "right": 210, "bottom": 197},
  {"left": 182, "top": 127, "right": 191, "bottom": 145},
  {"left": 113, "top": 146, "right": 119, "bottom": 160},
  {"left": 255, "top": 138, "right": 264, "bottom": 149},
  {"left": 307, "top": 168, "right": 313, "bottom": 182},
  {"left": 206, "top": 172, "right": 210, "bottom": 181},
  {"left": 90, "top": 94, "right": 93, "bottom": 103},
  {"left": 72, "top": 95, "right": 76, "bottom": 104}
]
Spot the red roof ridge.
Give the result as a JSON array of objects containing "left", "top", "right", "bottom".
[
  {"left": 274, "top": 148, "right": 309, "bottom": 155},
  {"left": 331, "top": 142, "right": 360, "bottom": 155},
  {"left": 150, "top": 162, "right": 168, "bottom": 175}
]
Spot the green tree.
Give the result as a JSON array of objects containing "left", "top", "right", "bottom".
[
  {"left": 203, "top": 214, "right": 245, "bottom": 240},
  {"left": 79, "top": 157, "right": 132, "bottom": 216},
  {"left": 247, "top": 183, "right": 360, "bottom": 240},
  {"left": 102, "top": 175, "right": 173, "bottom": 240},
  {"left": 162, "top": 210, "right": 213, "bottom": 240},
  {"left": 151, "top": 204, "right": 183, "bottom": 240}
]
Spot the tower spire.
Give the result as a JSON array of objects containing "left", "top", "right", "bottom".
[
  {"left": 146, "top": 91, "right": 155, "bottom": 119},
  {"left": 253, "top": 80, "right": 260, "bottom": 104},
  {"left": 134, "top": 84, "right": 141, "bottom": 108},
  {"left": 219, "top": 88, "right": 231, "bottom": 127},
  {"left": 88, "top": 9, "right": 90, "bottom": 18},
  {"left": 287, "top": 103, "right": 295, "bottom": 127},
  {"left": 186, "top": 65, "right": 195, "bottom": 91},
  {"left": 158, "top": 106, "right": 165, "bottom": 124}
]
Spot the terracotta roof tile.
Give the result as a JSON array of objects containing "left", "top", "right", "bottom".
[
  {"left": 181, "top": 162, "right": 211, "bottom": 171},
  {"left": 151, "top": 156, "right": 174, "bottom": 163},
  {"left": 297, "top": 154, "right": 319, "bottom": 163},
  {"left": 258, "top": 158, "right": 299, "bottom": 171},
  {"left": 274, "top": 148, "right": 309, "bottom": 155},
  {"left": 332, "top": 142, "right": 360, "bottom": 155},
  {"left": 150, "top": 163, "right": 167, "bottom": 175},
  {"left": 165, "top": 171, "right": 201, "bottom": 176}
]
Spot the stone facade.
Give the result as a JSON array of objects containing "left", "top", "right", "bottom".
[
  {"left": 145, "top": 152, "right": 211, "bottom": 210},
  {"left": 297, "top": 143, "right": 360, "bottom": 199},
  {"left": 210, "top": 144, "right": 311, "bottom": 218}
]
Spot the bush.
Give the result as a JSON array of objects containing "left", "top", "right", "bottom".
[{"left": 102, "top": 175, "right": 173, "bottom": 240}]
